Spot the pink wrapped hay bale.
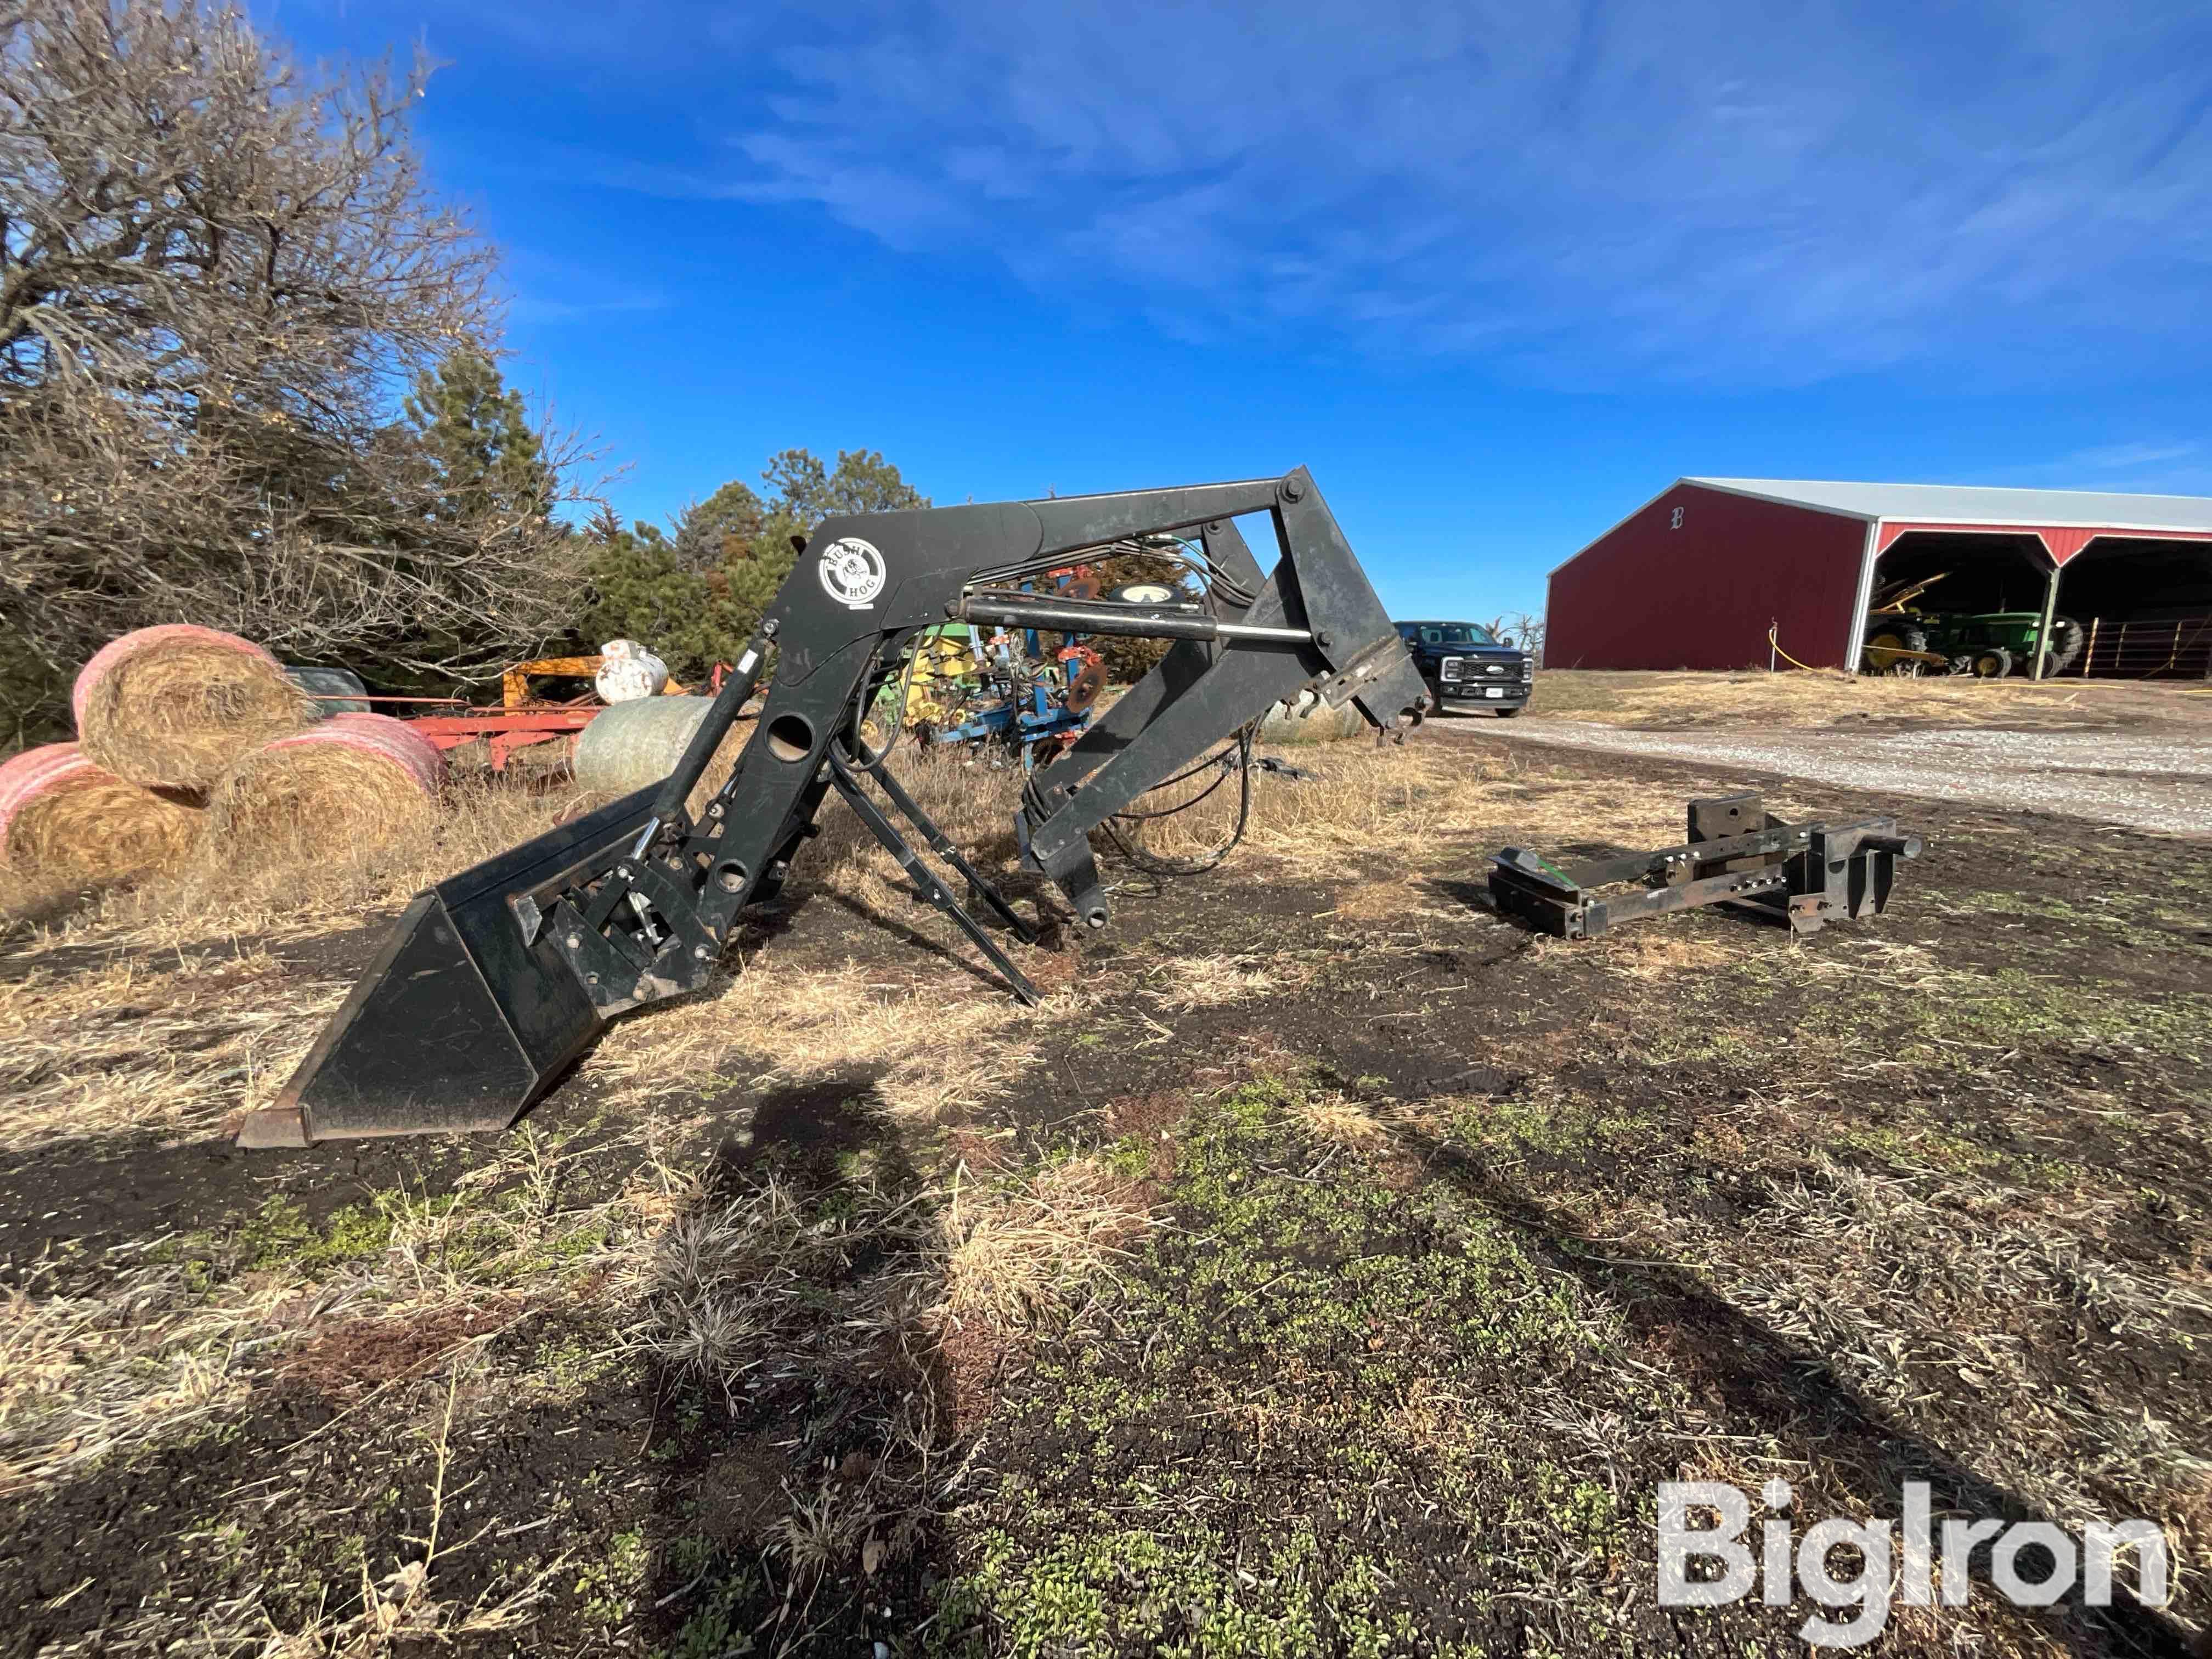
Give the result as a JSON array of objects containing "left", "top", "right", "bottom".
[
  {"left": 72, "top": 624, "right": 312, "bottom": 791},
  {"left": 206, "top": 713, "right": 446, "bottom": 857},
  {"left": 0, "top": 741, "right": 200, "bottom": 881}
]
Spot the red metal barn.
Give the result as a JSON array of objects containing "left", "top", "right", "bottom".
[{"left": 1547, "top": 479, "right": 2212, "bottom": 678}]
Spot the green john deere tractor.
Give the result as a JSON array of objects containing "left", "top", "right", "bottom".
[{"left": 1860, "top": 575, "right": 2086, "bottom": 678}]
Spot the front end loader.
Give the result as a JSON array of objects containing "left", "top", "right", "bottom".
[{"left": 239, "top": 470, "right": 1430, "bottom": 1148}]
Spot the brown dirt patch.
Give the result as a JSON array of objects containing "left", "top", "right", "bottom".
[
  {"left": 934, "top": 1318, "right": 1012, "bottom": 1438},
  {"left": 276, "top": 1304, "right": 515, "bottom": 1403}
]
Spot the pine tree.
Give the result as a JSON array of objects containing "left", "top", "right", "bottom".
[
  {"left": 579, "top": 449, "right": 929, "bottom": 678},
  {"left": 673, "top": 479, "right": 767, "bottom": 572},
  {"left": 403, "top": 349, "right": 556, "bottom": 524},
  {"left": 579, "top": 520, "right": 723, "bottom": 671}
]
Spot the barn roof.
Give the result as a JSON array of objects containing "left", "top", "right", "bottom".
[{"left": 1686, "top": 478, "right": 2212, "bottom": 534}]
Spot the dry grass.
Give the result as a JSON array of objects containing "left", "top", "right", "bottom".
[
  {"left": 583, "top": 951, "right": 1085, "bottom": 1127},
  {"left": 622, "top": 1172, "right": 935, "bottom": 1407},
  {"left": 0, "top": 1127, "right": 650, "bottom": 1502},
  {"left": 938, "top": 1155, "right": 1153, "bottom": 1335},
  {"left": 1710, "top": 1155, "right": 2212, "bottom": 1543},
  {"left": 1527, "top": 667, "right": 2212, "bottom": 730},
  {"left": 1587, "top": 929, "right": 1746, "bottom": 980},
  {"left": 1120, "top": 732, "right": 1685, "bottom": 868},
  {"left": 1144, "top": 949, "right": 1323, "bottom": 1010},
  {"left": 0, "top": 1265, "right": 296, "bottom": 1498},
  {"left": 0, "top": 947, "right": 336, "bottom": 1153}
]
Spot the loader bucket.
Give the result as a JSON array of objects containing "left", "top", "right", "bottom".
[{"left": 234, "top": 788, "right": 658, "bottom": 1148}]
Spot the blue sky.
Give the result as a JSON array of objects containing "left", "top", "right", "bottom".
[{"left": 285, "top": 0, "right": 2212, "bottom": 623}]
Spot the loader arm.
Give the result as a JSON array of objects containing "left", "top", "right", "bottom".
[{"left": 239, "top": 469, "right": 1427, "bottom": 1147}]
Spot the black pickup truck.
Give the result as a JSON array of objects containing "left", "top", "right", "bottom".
[{"left": 1395, "top": 620, "right": 1534, "bottom": 716}]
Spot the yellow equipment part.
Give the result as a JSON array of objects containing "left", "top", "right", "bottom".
[
  {"left": 500, "top": 656, "right": 691, "bottom": 708},
  {"left": 902, "top": 633, "right": 979, "bottom": 724},
  {"left": 1861, "top": 631, "right": 1947, "bottom": 675}
]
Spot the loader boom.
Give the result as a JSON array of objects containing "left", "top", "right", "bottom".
[{"left": 239, "top": 469, "right": 1429, "bottom": 1147}]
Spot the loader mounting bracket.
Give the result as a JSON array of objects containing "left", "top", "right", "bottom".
[{"left": 1487, "top": 794, "right": 1921, "bottom": 941}]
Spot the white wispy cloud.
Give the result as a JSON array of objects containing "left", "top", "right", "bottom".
[
  {"left": 594, "top": 0, "right": 2212, "bottom": 385},
  {"left": 1984, "top": 439, "right": 2210, "bottom": 494},
  {"left": 2061, "top": 441, "right": 2200, "bottom": 471}
]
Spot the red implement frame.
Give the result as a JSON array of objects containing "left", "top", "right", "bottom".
[
  {"left": 358, "top": 696, "right": 597, "bottom": 772},
  {"left": 366, "top": 657, "right": 736, "bottom": 774}
]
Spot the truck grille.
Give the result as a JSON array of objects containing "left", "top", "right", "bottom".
[{"left": 1438, "top": 656, "right": 1531, "bottom": 688}]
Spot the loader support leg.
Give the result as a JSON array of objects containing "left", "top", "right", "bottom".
[
  {"left": 859, "top": 753, "right": 1037, "bottom": 944},
  {"left": 826, "top": 749, "right": 1041, "bottom": 1003}
]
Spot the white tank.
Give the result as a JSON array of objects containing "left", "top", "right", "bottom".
[{"left": 594, "top": 639, "right": 670, "bottom": 704}]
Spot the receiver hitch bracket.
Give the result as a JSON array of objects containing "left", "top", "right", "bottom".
[{"left": 1487, "top": 794, "right": 1921, "bottom": 940}]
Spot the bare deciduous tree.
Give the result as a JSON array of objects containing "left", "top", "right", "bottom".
[
  {"left": 1489, "top": 611, "right": 1546, "bottom": 663},
  {"left": 0, "top": 0, "right": 591, "bottom": 737}
]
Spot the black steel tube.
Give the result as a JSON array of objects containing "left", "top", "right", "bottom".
[
  {"left": 960, "top": 592, "right": 1312, "bottom": 644},
  {"left": 962, "top": 593, "right": 1220, "bottom": 640},
  {"left": 650, "top": 628, "right": 770, "bottom": 823}
]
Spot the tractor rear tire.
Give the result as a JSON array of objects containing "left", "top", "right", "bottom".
[
  {"left": 2043, "top": 616, "right": 2085, "bottom": 675},
  {"left": 1971, "top": 647, "right": 2014, "bottom": 679}
]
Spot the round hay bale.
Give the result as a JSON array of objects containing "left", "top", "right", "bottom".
[
  {"left": 573, "top": 695, "right": 714, "bottom": 793},
  {"left": 572, "top": 696, "right": 755, "bottom": 809},
  {"left": 74, "top": 624, "right": 314, "bottom": 789},
  {"left": 0, "top": 741, "right": 200, "bottom": 881},
  {"left": 207, "top": 713, "right": 445, "bottom": 859}
]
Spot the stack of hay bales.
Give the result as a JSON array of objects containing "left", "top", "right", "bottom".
[
  {"left": 2, "top": 623, "right": 449, "bottom": 889},
  {"left": 1, "top": 624, "right": 316, "bottom": 887},
  {"left": 206, "top": 712, "right": 447, "bottom": 861}
]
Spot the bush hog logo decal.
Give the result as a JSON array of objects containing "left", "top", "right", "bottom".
[{"left": 819, "top": 538, "right": 887, "bottom": 609}]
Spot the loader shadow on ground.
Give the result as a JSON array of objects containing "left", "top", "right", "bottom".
[
  {"left": 626, "top": 1075, "right": 961, "bottom": 1657},
  {"left": 820, "top": 889, "right": 1039, "bottom": 996},
  {"left": 1389, "top": 1119, "right": 2205, "bottom": 1659}
]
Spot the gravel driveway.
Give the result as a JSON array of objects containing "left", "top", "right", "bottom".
[{"left": 1463, "top": 719, "right": 2212, "bottom": 837}]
